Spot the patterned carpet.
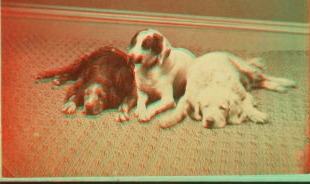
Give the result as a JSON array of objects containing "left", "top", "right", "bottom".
[{"left": 2, "top": 18, "right": 309, "bottom": 177}]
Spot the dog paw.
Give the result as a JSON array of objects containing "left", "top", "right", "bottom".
[
  {"left": 248, "top": 111, "right": 268, "bottom": 123},
  {"left": 229, "top": 112, "right": 248, "bottom": 125},
  {"left": 117, "top": 105, "right": 130, "bottom": 122},
  {"left": 62, "top": 101, "right": 77, "bottom": 117},
  {"left": 135, "top": 108, "right": 151, "bottom": 123},
  {"left": 277, "top": 78, "right": 297, "bottom": 89},
  {"left": 51, "top": 79, "right": 62, "bottom": 90},
  {"left": 189, "top": 112, "right": 202, "bottom": 121},
  {"left": 137, "top": 114, "right": 151, "bottom": 123},
  {"left": 116, "top": 112, "right": 130, "bottom": 122},
  {"left": 159, "top": 116, "right": 178, "bottom": 129},
  {"left": 160, "top": 122, "right": 172, "bottom": 129}
]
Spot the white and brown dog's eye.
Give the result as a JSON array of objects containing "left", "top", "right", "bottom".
[{"left": 142, "top": 37, "right": 152, "bottom": 50}]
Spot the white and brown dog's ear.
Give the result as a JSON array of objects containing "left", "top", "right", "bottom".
[
  {"left": 153, "top": 33, "right": 171, "bottom": 66},
  {"left": 129, "top": 29, "right": 145, "bottom": 49}
]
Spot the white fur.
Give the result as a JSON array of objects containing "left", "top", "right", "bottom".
[{"left": 160, "top": 52, "right": 296, "bottom": 129}]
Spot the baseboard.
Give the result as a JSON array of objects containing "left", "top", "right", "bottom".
[{"left": 2, "top": 2, "right": 309, "bottom": 35}]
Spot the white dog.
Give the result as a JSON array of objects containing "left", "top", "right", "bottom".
[{"left": 159, "top": 52, "right": 296, "bottom": 129}]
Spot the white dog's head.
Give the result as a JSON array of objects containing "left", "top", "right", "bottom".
[
  {"left": 128, "top": 29, "right": 171, "bottom": 67},
  {"left": 198, "top": 87, "right": 241, "bottom": 129}
]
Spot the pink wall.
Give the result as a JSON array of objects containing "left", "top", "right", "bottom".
[{"left": 3, "top": 0, "right": 309, "bottom": 23}]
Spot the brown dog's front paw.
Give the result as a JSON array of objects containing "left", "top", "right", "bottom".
[
  {"left": 116, "top": 113, "right": 130, "bottom": 122},
  {"left": 61, "top": 101, "right": 77, "bottom": 117}
]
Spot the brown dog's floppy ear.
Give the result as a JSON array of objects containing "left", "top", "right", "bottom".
[{"left": 156, "top": 37, "right": 171, "bottom": 66}]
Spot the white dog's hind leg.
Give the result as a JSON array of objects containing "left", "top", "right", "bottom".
[
  {"left": 160, "top": 96, "right": 189, "bottom": 129},
  {"left": 260, "top": 75, "right": 296, "bottom": 93}
]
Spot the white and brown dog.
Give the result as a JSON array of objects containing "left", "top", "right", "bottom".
[
  {"left": 125, "top": 29, "right": 197, "bottom": 122},
  {"left": 159, "top": 52, "right": 296, "bottom": 129}
]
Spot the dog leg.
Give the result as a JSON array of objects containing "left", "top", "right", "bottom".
[
  {"left": 188, "top": 101, "right": 202, "bottom": 121},
  {"left": 62, "top": 96, "right": 77, "bottom": 117},
  {"left": 62, "top": 81, "right": 83, "bottom": 117},
  {"left": 228, "top": 105, "right": 246, "bottom": 125},
  {"left": 242, "top": 93, "right": 268, "bottom": 123},
  {"left": 228, "top": 56, "right": 263, "bottom": 81},
  {"left": 117, "top": 95, "right": 137, "bottom": 122},
  {"left": 259, "top": 75, "right": 296, "bottom": 93},
  {"left": 135, "top": 90, "right": 149, "bottom": 122},
  {"left": 144, "top": 85, "right": 175, "bottom": 122},
  {"left": 160, "top": 96, "right": 190, "bottom": 129}
]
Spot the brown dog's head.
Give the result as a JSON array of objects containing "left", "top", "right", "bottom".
[
  {"left": 128, "top": 29, "right": 171, "bottom": 67},
  {"left": 198, "top": 87, "right": 241, "bottom": 129},
  {"left": 83, "top": 83, "right": 107, "bottom": 116}
]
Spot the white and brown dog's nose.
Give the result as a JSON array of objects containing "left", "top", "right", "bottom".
[{"left": 128, "top": 54, "right": 142, "bottom": 64}]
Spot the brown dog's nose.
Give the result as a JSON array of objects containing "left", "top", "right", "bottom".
[{"left": 85, "top": 103, "right": 94, "bottom": 110}]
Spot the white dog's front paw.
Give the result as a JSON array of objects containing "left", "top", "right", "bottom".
[
  {"left": 228, "top": 109, "right": 248, "bottom": 125},
  {"left": 248, "top": 110, "right": 268, "bottom": 123},
  {"left": 189, "top": 112, "right": 202, "bottom": 121}
]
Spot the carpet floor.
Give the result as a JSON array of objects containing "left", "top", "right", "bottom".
[{"left": 2, "top": 18, "right": 309, "bottom": 177}]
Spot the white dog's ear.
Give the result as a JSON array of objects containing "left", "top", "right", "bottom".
[{"left": 157, "top": 43, "right": 171, "bottom": 66}]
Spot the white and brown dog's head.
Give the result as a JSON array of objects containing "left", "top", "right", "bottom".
[{"left": 128, "top": 29, "right": 171, "bottom": 67}]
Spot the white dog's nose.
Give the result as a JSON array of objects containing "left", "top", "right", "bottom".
[{"left": 203, "top": 116, "right": 215, "bottom": 128}]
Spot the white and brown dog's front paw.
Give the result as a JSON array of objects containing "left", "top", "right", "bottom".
[
  {"left": 159, "top": 110, "right": 184, "bottom": 129},
  {"left": 135, "top": 108, "right": 151, "bottom": 123}
]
